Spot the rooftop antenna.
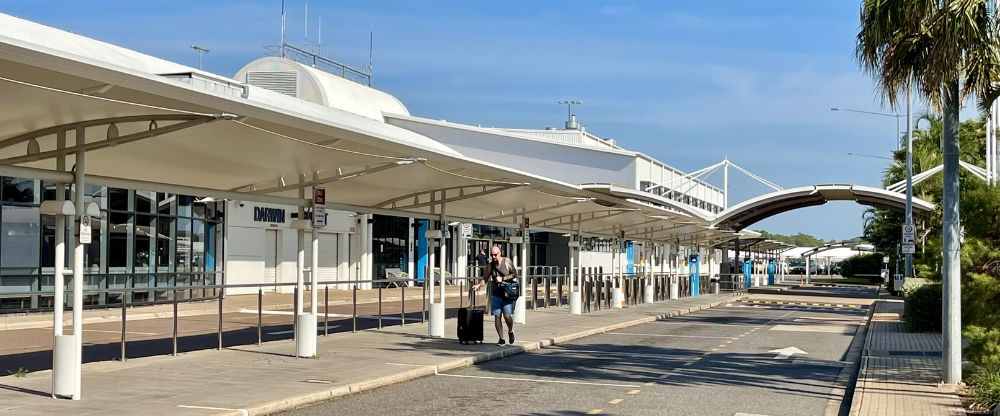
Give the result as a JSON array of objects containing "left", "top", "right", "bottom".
[
  {"left": 190, "top": 45, "right": 209, "bottom": 70},
  {"left": 368, "top": 25, "right": 374, "bottom": 85},
  {"left": 304, "top": 2, "right": 309, "bottom": 52},
  {"left": 280, "top": 0, "right": 286, "bottom": 57},
  {"left": 317, "top": 15, "right": 322, "bottom": 56},
  {"left": 557, "top": 100, "right": 582, "bottom": 130}
]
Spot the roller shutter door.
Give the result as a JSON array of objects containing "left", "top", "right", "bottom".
[
  {"left": 303, "top": 233, "right": 339, "bottom": 281},
  {"left": 263, "top": 230, "right": 278, "bottom": 288}
]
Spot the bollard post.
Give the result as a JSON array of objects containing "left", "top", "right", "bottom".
[
  {"left": 324, "top": 285, "right": 329, "bottom": 336},
  {"left": 421, "top": 279, "right": 426, "bottom": 323},
  {"left": 217, "top": 286, "right": 223, "bottom": 350},
  {"left": 545, "top": 275, "right": 552, "bottom": 308},
  {"left": 352, "top": 284, "right": 358, "bottom": 333},
  {"left": 172, "top": 290, "right": 178, "bottom": 356},
  {"left": 378, "top": 285, "right": 383, "bottom": 330},
  {"left": 532, "top": 276, "right": 538, "bottom": 310},
  {"left": 257, "top": 288, "right": 263, "bottom": 345},
  {"left": 401, "top": 284, "right": 406, "bottom": 326},
  {"left": 120, "top": 294, "right": 126, "bottom": 362},
  {"left": 293, "top": 286, "right": 299, "bottom": 334}
]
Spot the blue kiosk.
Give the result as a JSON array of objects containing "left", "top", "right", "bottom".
[
  {"left": 767, "top": 259, "right": 776, "bottom": 285},
  {"left": 689, "top": 253, "right": 700, "bottom": 296},
  {"left": 742, "top": 256, "right": 753, "bottom": 289}
]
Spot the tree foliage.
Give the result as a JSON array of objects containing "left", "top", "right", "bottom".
[{"left": 754, "top": 230, "right": 834, "bottom": 247}]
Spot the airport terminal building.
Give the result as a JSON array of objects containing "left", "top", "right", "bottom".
[{"left": 0, "top": 13, "right": 729, "bottom": 313}]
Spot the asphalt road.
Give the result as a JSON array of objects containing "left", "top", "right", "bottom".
[{"left": 280, "top": 302, "right": 867, "bottom": 416}]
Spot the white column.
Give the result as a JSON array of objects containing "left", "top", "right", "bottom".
[
  {"left": 428, "top": 193, "right": 444, "bottom": 338},
  {"left": 71, "top": 131, "right": 85, "bottom": 400},
  {"left": 51, "top": 131, "right": 71, "bottom": 398},
  {"left": 407, "top": 218, "right": 415, "bottom": 282},
  {"left": 513, "top": 211, "right": 528, "bottom": 324}
]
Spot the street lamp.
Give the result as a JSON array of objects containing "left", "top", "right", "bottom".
[
  {"left": 831, "top": 103, "right": 913, "bottom": 279},
  {"left": 846, "top": 152, "right": 892, "bottom": 161},
  {"left": 830, "top": 107, "right": 905, "bottom": 151}
]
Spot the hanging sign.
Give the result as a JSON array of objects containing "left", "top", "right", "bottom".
[
  {"left": 461, "top": 223, "right": 473, "bottom": 238},
  {"left": 80, "top": 214, "right": 92, "bottom": 244},
  {"left": 313, "top": 188, "right": 327, "bottom": 228}
]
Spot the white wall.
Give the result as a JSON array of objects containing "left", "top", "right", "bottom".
[{"left": 225, "top": 200, "right": 356, "bottom": 294}]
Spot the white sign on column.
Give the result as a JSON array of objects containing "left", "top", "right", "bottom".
[
  {"left": 901, "top": 224, "right": 915, "bottom": 254},
  {"left": 79, "top": 214, "right": 92, "bottom": 244},
  {"left": 313, "top": 188, "right": 327, "bottom": 228}
]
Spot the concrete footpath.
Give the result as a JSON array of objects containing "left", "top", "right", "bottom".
[
  {"left": 849, "top": 294, "right": 965, "bottom": 416},
  {"left": 0, "top": 293, "right": 736, "bottom": 415}
]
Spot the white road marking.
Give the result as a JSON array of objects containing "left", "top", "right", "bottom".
[
  {"left": 266, "top": 325, "right": 340, "bottom": 335},
  {"left": 770, "top": 324, "right": 853, "bottom": 333},
  {"left": 768, "top": 346, "right": 808, "bottom": 360},
  {"left": 607, "top": 332, "right": 734, "bottom": 339},
  {"left": 436, "top": 373, "right": 641, "bottom": 388},
  {"left": 177, "top": 405, "right": 248, "bottom": 415},
  {"left": 794, "top": 316, "right": 860, "bottom": 322}
]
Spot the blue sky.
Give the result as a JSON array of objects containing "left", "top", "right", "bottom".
[{"left": 1, "top": 1, "right": 917, "bottom": 241}]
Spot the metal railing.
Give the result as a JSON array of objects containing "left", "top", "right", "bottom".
[{"left": 1, "top": 268, "right": 734, "bottom": 366}]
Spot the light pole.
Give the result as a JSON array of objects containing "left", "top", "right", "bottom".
[
  {"left": 846, "top": 152, "right": 892, "bottom": 161},
  {"left": 830, "top": 107, "right": 905, "bottom": 151}
]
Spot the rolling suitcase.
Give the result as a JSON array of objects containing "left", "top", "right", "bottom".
[{"left": 457, "top": 291, "right": 484, "bottom": 345}]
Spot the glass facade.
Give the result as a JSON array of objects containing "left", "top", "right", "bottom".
[{"left": 0, "top": 177, "right": 225, "bottom": 313}]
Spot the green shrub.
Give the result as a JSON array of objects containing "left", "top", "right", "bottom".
[
  {"left": 901, "top": 278, "right": 931, "bottom": 298},
  {"left": 966, "top": 326, "right": 1000, "bottom": 368},
  {"left": 969, "top": 364, "right": 1000, "bottom": 411},
  {"left": 840, "top": 253, "right": 883, "bottom": 278},
  {"left": 903, "top": 283, "right": 942, "bottom": 332}
]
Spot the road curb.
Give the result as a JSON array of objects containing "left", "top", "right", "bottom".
[
  {"left": 824, "top": 295, "right": 876, "bottom": 416},
  {"left": 224, "top": 297, "right": 735, "bottom": 416},
  {"left": 847, "top": 288, "right": 882, "bottom": 416}
]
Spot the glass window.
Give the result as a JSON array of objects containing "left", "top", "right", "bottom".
[
  {"left": 192, "top": 199, "right": 206, "bottom": 220},
  {"left": 156, "top": 216, "right": 174, "bottom": 272},
  {"left": 177, "top": 195, "right": 193, "bottom": 217},
  {"left": 135, "top": 191, "right": 155, "bottom": 213},
  {"left": 157, "top": 193, "right": 174, "bottom": 215},
  {"left": 108, "top": 188, "right": 129, "bottom": 211},
  {"left": 1, "top": 177, "right": 36, "bottom": 204},
  {"left": 1, "top": 205, "right": 40, "bottom": 271},
  {"left": 192, "top": 219, "right": 205, "bottom": 272},
  {"left": 135, "top": 215, "right": 153, "bottom": 272},
  {"left": 176, "top": 218, "right": 191, "bottom": 272},
  {"left": 107, "top": 211, "right": 130, "bottom": 272},
  {"left": 41, "top": 214, "right": 55, "bottom": 268}
]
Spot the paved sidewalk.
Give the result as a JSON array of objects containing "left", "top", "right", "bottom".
[
  {"left": 0, "top": 286, "right": 469, "bottom": 331},
  {"left": 849, "top": 295, "right": 965, "bottom": 416},
  {"left": 0, "top": 293, "right": 737, "bottom": 415}
]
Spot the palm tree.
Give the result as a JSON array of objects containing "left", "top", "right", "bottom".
[{"left": 855, "top": 0, "right": 1000, "bottom": 384}]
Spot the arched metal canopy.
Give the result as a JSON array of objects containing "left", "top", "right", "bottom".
[{"left": 712, "top": 184, "right": 936, "bottom": 231}]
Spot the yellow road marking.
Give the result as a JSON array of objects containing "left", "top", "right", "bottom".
[
  {"left": 608, "top": 399, "right": 623, "bottom": 405},
  {"left": 627, "top": 389, "right": 641, "bottom": 395},
  {"left": 587, "top": 409, "right": 602, "bottom": 414}
]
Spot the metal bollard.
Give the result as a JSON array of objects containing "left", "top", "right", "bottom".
[
  {"left": 293, "top": 286, "right": 299, "bottom": 334},
  {"left": 217, "top": 286, "right": 223, "bottom": 350},
  {"left": 172, "top": 290, "right": 179, "bottom": 356},
  {"left": 545, "top": 276, "right": 551, "bottom": 308},
  {"left": 378, "top": 285, "right": 383, "bottom": 330},
  {"left": 352, "top": 285, "right": 358, "bottom": 333},
  {"left": 401, "top": 284, "right": 406, "bottom": 326},
  {"left": 257, "top": 288, "right": 263, "bottom": 345},
  {"left": 421, "top": 280, "right": 426, "bottom": 323},
  {"left": 120, "top": 294, "right": 127, "bottom": 362},
  {"left": 532, "top": 277, "right": 538, "bottom": 310},
  {"left": 324, "top": 285, "right": 329, "bottom": 336}
]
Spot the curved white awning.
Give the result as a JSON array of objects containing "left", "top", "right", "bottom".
[{"left": 712, "top": 184, "right": 936, "bottom": 231}]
